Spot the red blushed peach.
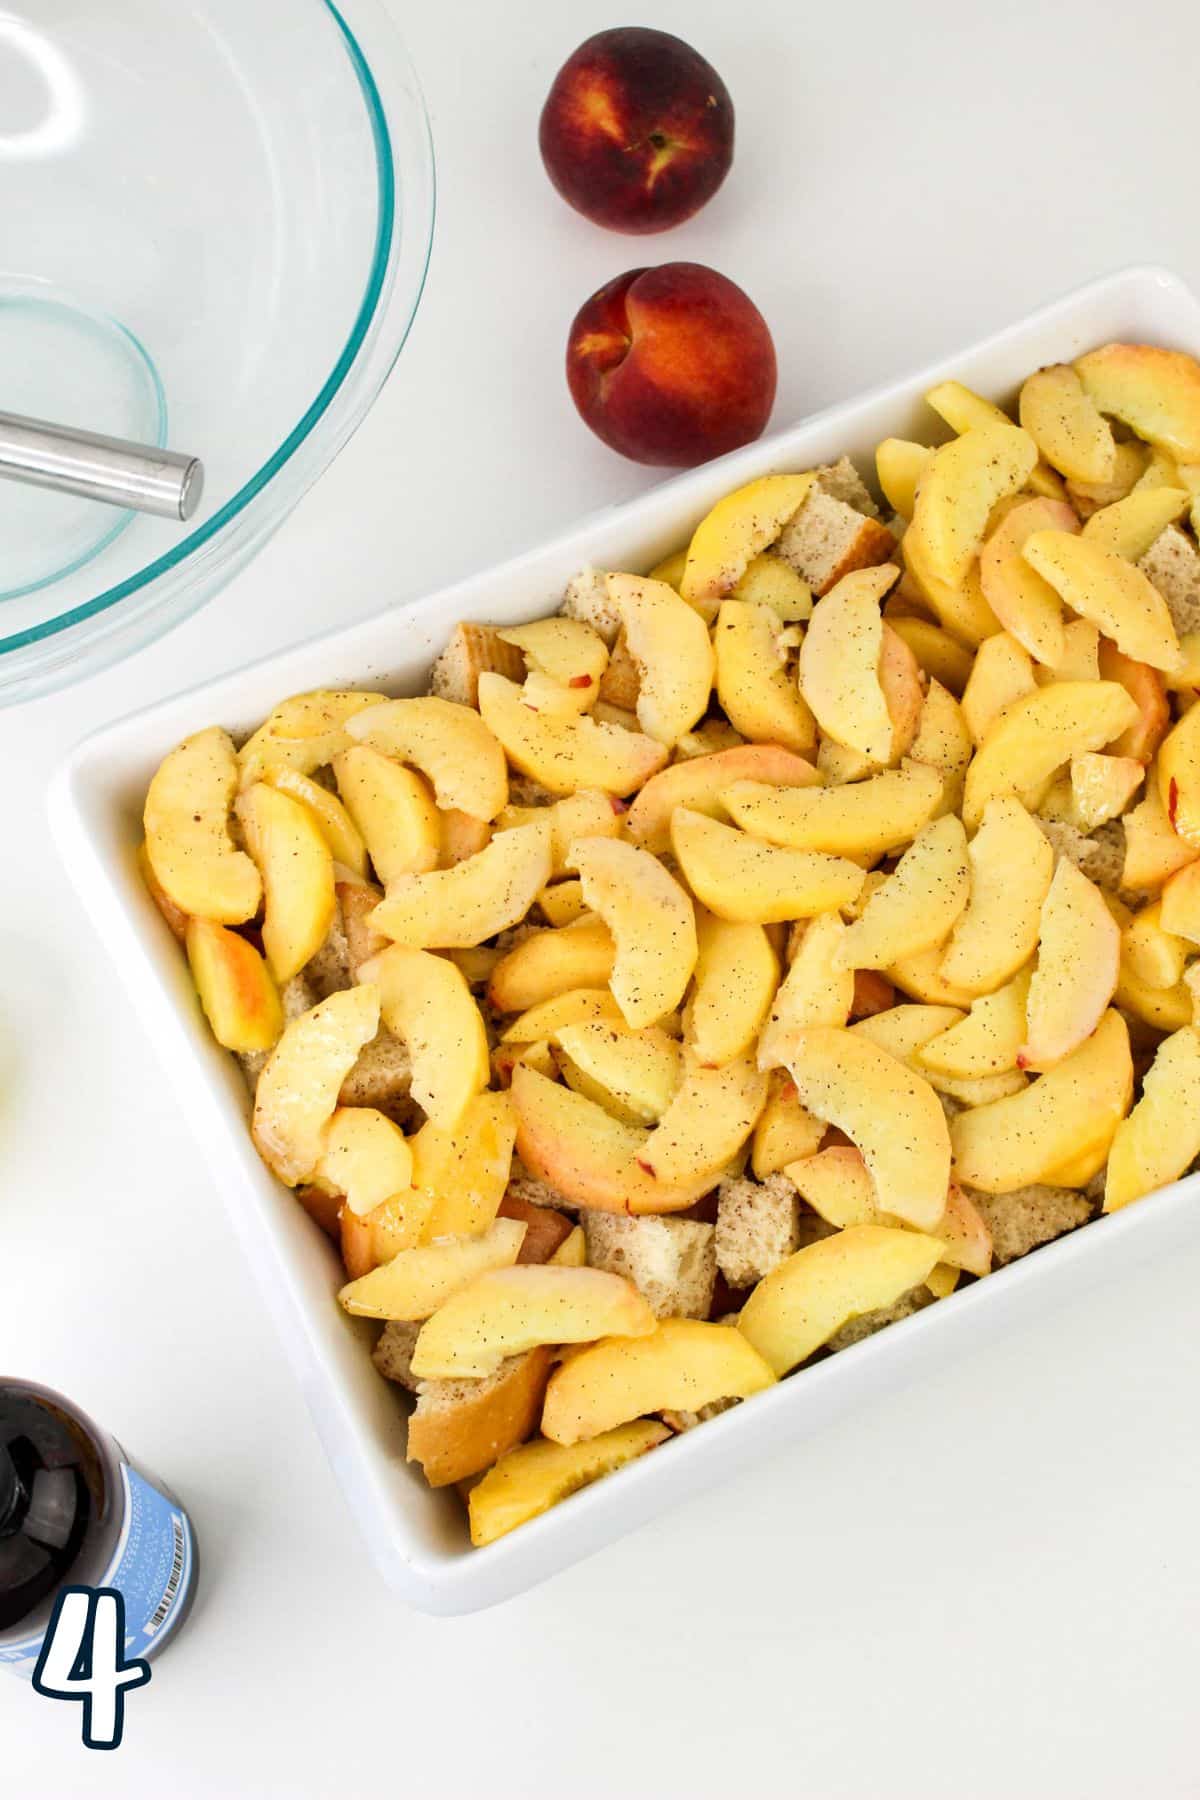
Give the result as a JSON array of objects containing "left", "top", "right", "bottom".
[
  {"left": 539, "top": 28, "right": 734, "bottom": 234},
  {"left": 567, "top": 263, "right": 776, "bottom": 468}
]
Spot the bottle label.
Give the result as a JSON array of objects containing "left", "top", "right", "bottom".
[{"left": 0, "top": 1462, "right": 194, "bottom": 1679}]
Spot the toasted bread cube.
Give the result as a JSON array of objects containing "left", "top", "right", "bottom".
[
  {"left": 714, "top": 1172, "right": 805, "bottom": 1289},
  {"left": 825, "top": 1285, "right": 932, "bottom": 1352},
  {"left": 429, "top": 622, "right": 526, "bottom": 708},
  {"left": 562, "top": 567, "right": 621, "bottom": 644},
  {"left": 1139, "top": 525, "right": 1200, "bottom": 637},
  {"left": 497, "top": 1194, "right": 575, "bottom": 1263},
  {"left": 965, "top": 1184, "right": 1090, "bottom": 1265},
  {"left": 597, "top": 630, "right": 642, "bottom": 711},
  {"left": 407, "top": 1347, "right": 553, "bottom": 1488},
  {"left": 777, "top": 464, "right": 894, "bottom": 596},
  {"left": 1036, "top": 818, "right": 1127, "bottom": 898},
  {"left": 581, "top": 1214, "right": 716, "bottom": 1320},
  {"left": 373, "top": 1319, "right": 422, "bottom": 1391},
  {"left": 338, "top": 1027, "right": 413, "bottom": 1123}
]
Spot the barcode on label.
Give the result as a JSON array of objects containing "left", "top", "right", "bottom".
[{"left": 144, "top": 1515, "right": 186, "bottom": 1636}]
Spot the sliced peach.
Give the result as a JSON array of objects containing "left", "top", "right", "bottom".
[
  {"left": 338, "top": 1217, "right": 527, "bottom": 1322},
  {"left": 1160, "top": 862, "right": 1200, "bottom": 944},
  {"left": 798, "top": 564, "right": 899, "bottom": 762},
  {"left": 332, "top": 744, "right": 440, "bottom": 884},
  {"left": 339, "top": 1189, "right": 434, "bottom": 1278},
  {"left": 488, "top": 916, "right": 616, "bottom": 1013},
  {"left": 477, "top": 672, "right": 668, "bottom": 798},
  {"left": 346, "top": 694, "right": 507, "bottom": 821},
  {"left": 979, "top": 498, "right": 1079, "bottom": 667},
  {"left": 1069, "top": 752, "right": 1143, "bottom": 830},
  {"left": 606, "top": 572, "right": 715, "bottom": 745},
  {"left": 625, "top": 744, "right": 818, "bottom": 854},
  {"left": 908, "top": 680, "right": 973, "bottom": 815},
  {"left": 542, "top": 1319, "right": 775, "bottom": 1446},
  {"left": 1115, "top": 958, "right": 1193, "bottom": 1032},
  {"left": 777, "top": 1026, "right": 950, "bottom": 1230},
  {"left": 511, "top": 1063, "right": 713, "bottom": 1214},
  {"left": 730, "top": 552, "right": 812, "bottom": 621},
  {"left": 1105, "top": 1026, "right": 1200, "bottom": 1211},
  {"left": 757, "top": 912, "right": 854, "bottom": 1068},
  {"left": 467, "top": 1421, "right": 669, "bottom": 1547},
  {"left": 138, "top": 840, "right": 190, "bottom": 940},
  {"left": 939, "top": 798, "right": 1053, "bottom": 994},
  {"left": 787, "top": 1147, "right": 991, "bottom": 1278},
  {"left": 235, "top": 782, "right": 336, "bottom": 984},
  {"left": 497, "top": 789, "right": 621, "bottom": 877},
  {"left": 412, "top": 1263, "right": 657, "bottom": 1380},
  {"left": 185, "top": 918, "right": 282, "bottom": 1053},
  {"left": 1122, "top": 786, "right": 1198, "bottom": 889},
  {"left": 1018, "top": 363, "right": 1116, "bottom": 483},
  {"left": 950, "top": 1009, "right": 1132, "bottom": 1191},
  {"left": 923, "top": 378, "right": 1067, "bottom": 500},
  {"left": 680, "top": 473, "right": 816, "bottom": 603},
  {"left": 726, "top": 761, "right": 943, "bottom": 865},
  {"left": 236, "top": 689, "right": 387, "bottom": 788},
  {"left": 902, "top": 528, "right": 1002, "bottom": 647},
  {"left": 1157, "top": 704, "right": 1200, "bottom": 849},
  {"left": 369, "top": 820, "right": 552, "bottom": 948},
  {"left": 413, "top": 1091, "right": 518, "bottom": 1238},
  {"left": 1039, "top": 619, "right": 1101, "bottom": 686},
  {"left": 144, "top": 727, "right": 261, "bottom": 923},
  {"left": 737, "top": 1223, "right": 946, "bottom": 1375},
  {"left": 851, "top": 1002, "right": 965, "bottom": 1067},
  {"left": 636, "top": 1053, "right": 767, "bottom": 1189},
  {"left": 497, "top": 616, "right": 609, "bottom": 698},
  {"left": 252, "top": 985, "right": 381, "bottom": 1186},
  {"left": 1074, "top": 344, "right": 1200, "bottom": 463},
  {"left": 549, "top": 1223, "right": 588, "bottom": 1267},
  {"left": 886, "top": 945, "right": 978, "bottom": 1009},
  {"left": 1022, "top": 531, "right": 1181, "bottom": 673},
  {"left": 837, "top": 815, "right": 970, "bottom": 971},
  {"left": 500, "top": 987, "right": 624, "bottom": 1043},
  {"left": 317, "top": 1107, "right": 413, "bottom": 1216},
  {"left": 557, "top": 1021, "right": 682, "bottom": 1125},
  {"left": 263, "top": 766, "right": 369, "bottom": 878},
  {"left": 917, "top": 969, "right": 1031, "bottom": 1079},
  {"left": 670, "top": 808, "right": 865, "bottom": 924},
  {"left": 907, "top": 422, "right": 1038, "bottom": 588},
  {"left": 572, "top": 838, "right": 696, "bottom": 1028},
  {"left": 1021, "top": 860, "right": 1119, "bottom": 1070},
  {"left": 961, "top": 633, "right": 1037, "bottom": 747},
  {"left": 1082, "top": 486, "right": 1191, "bottom": 560},
  {"left": 713, "top": 600, "right": 816, "bottom": 755},
  {"left": 961, "top": 681, "right": 1137, "bottom": 830},
  {"left": 751, "top": 1072, "right": 825, "bottom": 1178},
  {"left": 886, "top": 617, "right": 974, "bottom": 698},
  {"left": 1121, "top": 900, "right": 1188, "bottom": 988},
  {"left": 686, "top": 910, "right": 780, "bottom": 1067},
  {"left": 537, "top": 878, "right": 588, "bottom": 926},
  {"left": 360, "top": 945, "right": 488, "bottom": 1131},
  {"left": 876, "top": 437, "right": 933, "bottom": 517}
]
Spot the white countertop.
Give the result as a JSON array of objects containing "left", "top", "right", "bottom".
[{"left": 6, "top": 1, "right": 1200, "bottom": 1793}]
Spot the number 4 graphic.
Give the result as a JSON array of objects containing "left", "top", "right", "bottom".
[{"left": 32, "top": 1587, "right": 151, "bottom": 1750}]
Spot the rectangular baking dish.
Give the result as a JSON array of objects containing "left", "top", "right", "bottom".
[{"left": 50, "top": 265, "right": 1200, "bottom": 1615}]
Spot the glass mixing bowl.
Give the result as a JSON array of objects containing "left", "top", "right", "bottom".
[{"left": 0, "top": 0, "right": 435, "bottom": 704}]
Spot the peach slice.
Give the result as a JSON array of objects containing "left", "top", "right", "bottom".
[
  {"left": 1157, "top": 704, "right": 1200, "bottom": 850},
  {"left": 787, "top": 1147, "right": 992, "bottom": 1277},
  {"left": 252, "top": 984, "right": 381, "bottom": 1186},
  {"left": 939, "top": 797, "right": 1053, "bottom": 994},
  {"left": 549, "top": 1224, "right": 587, "bottom": 1267},
  {"left": 851, "top": 1001, "right": 964, "bottom": 1065},
  {"left": 332, "top": 745, "right": 440, "bottom": 885},
  {"left": 1069, "top": 752, "right": 1143, "bottom": 831},
  {"left": 537, "top": 878, "right": 588, "bottom": 926},
  {"left": 1039, "top": 619, "right": 1101, "bottom": 686},
  {"left": 488, "top": 916, "right": 616, "bottom": 1014},
  {"left": 907, "top": 422, "right": 1038, "bottom": 588},
  {"left": 750, "top": 1072, "right": 824, "bottom": 1177},
  {"left": 346, "top": 695, "right": 507, "bottom": 821},
  {"left": 686, "top": 910, "right": 780, "bottom": 1067},
  {"left": 360, "top": 944, "right": 488, "bottom": 1131},
  {"left": 235, "top": 782, "right": 336, "bottom": 984},
  {"left": 439, "top": 809, "right": 492, "bottom": 869},
  {"left": 497, "top": 788, "right": 621, "bottom": 877},
  {"left": 670, "top": 808, "right": 865, "bottom": 924},
  {"left": 467, "top": 1421, "right": 669, "bottom": 1548},
  {"left": 917, "top": 969, "right": 1031, "bottom": 1079},
  {"left": 477, "top": 672, "right": 668, "bottom": 798},
  {"left": 144, "top": 727, "right": 262, "bottom": 923},
  {"left": 236, "top": 689, "right": 387, "bottom": 788},
  {"left": 886, "top": 617, "right": 974, "bottom": 699},
  {"left": 606, "top": 572, "right": 715, "bottom": 745},
  {"left": 542, "top": 1319, "right": 775, "bottom": 1446},
  {"left": 1021, "top": 531, "right": 1181, "bottom": 673},
  {"left": 1121, "top": 900, "right": 1188, "bottom": 989},
  {"left": 1115, "top": 958, "right": 1193, "bottom": 1032},
  {"left": 886, "top": 945, "right": 977, "bottom": 1009},
  {"left": 262, "top": 766, "right": 369, "bottom": 878},
  {"left": 837, "top": 815, "right": 970, "bottom": 971},
  {"left": 1160, "top": 863, "right": 1200, "bottom": 945},
  {"left": 901, "top": 529, "right": 1002, "bottom": 648},
  {"left": 411, "top": 1264, "right": 657, "bottom": 1381},
  {"left": 557, "top": 1021, "right": 682, "bottom": 1125},
  {"left": 908, "top": 680, "right": 973, "bottom": 816},
  {"left": 961, "top": 633, "right": 1037, "bottom": 747},
  {"left": 1018, "top": 363, "right": 1116, "bottom": 483},
  {"left": 185, "top": 918, "right": 282, "bottom": 1053},
  {"left": 497, "top": 616, "right": 609, "bottom": 699},
  {"left": 950, "top": 1008, "right": 1132, "bottom": 1191},
  {"left": 730, "top": 552, "right": 813, "bottom": 621},
  {"left": 636, "top": 1053, "right": 767, "bottom": 1189},
  {"left": 1105, "top": 1026, "right": 1200, "bottom": 1212},
  {"left": 923, "top": 378, "right": 1067, "bottom": 500},
  {"left": 1021, "top": 860, "right": 1119, "bottom": 1070},
  {"left": 777, "top": 1026, "right": 951, "bottom": 1230},
  {"left": 139, "top": 841, "right": 190, "bottom": 940},
  {"left": 737, "top": 1223, "right": 946, "bottom": 1376},
  {"left": 411, "top": 1091, "right": 518, "bottom": 1238},
  {"left": 317, "top": 1107, "right": 414, "bottom": 1216},
  {"left": 757, "top": 913, "right": 854, "bottom": 1069},
  {"left": 713, "top": 600, "right": 817, "bottom": 755},
  {"left": 1074, "top": 344, "right": 1200, "bottom": 464},
  {"left": 798, "top": 564, "right": 899, "bottom": 763},
  {"left": 338, "top": 1217, "right": 527, "bottom": 1322},
  {"left": 500, "top": 987, "right": 624, "bottom": 1044},
  {"left": 511, "top": 1063, "right": 712, "bottom": 1214},
  {"left": 724, "top": 760, "right": 943, "bottom": 862},
  {"left": 625, "top": 744, "right": 818, "bottom": 853},
  {"left": 680, "top": 473, "right": 816, "bottom": 604},
  {"left": 1082, "top": 486, "right": 1191, "bottom": 560},
  {"left": 1122, "top": 786, "right": 1198, "bottom": 889},
  {"left": 979, "top": 498, "right": 1079, "bottom": 667},
  {"left": 961, "top": 681, "right": 1137, "bottom": 831},
  {"left": 572, "top": 838, "right": 697, "bottom": 1028},
  {"left": 369, "top": 819, "right": 552, "bottom": 948},
  {"left": 876, "top": 437, "right": 933, "bottom": 517}
]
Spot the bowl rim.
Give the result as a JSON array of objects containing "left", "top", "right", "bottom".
[{"left": 0, "top": 0, "right": 436, "bottom": 682}]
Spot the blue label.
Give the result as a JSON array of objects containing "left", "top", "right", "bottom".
[{"left": 0, "top": 1462, "right": 194, "bottom": 1679}]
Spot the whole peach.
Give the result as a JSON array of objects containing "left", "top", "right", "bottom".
[
  {"left": 566, "top": 263, "right": 776, "bottom": 467},
  {"left": 539, "top": 28, "right": 734, "bottom": 234}
]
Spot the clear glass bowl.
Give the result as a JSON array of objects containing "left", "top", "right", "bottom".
[{"left": 0, "top": 0, "right": 435, "bottom": 704}]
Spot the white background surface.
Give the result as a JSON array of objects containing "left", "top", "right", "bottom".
[{"left": 4, "top": 1, "right": 1200, "bottom": 1793}]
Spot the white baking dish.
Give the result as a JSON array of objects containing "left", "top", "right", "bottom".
[{"left": 50, "top": 264, "right": 1200, "bottom": 1615}]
